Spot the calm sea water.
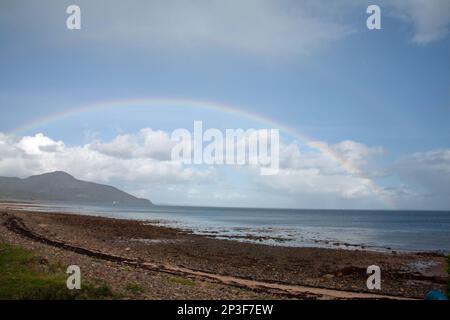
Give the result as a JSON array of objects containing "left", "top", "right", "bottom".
[{"left": 17, "top": 203, "right": 450, "bottom": 253}]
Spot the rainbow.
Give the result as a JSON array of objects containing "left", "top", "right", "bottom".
[{"left": 9, "top": 97, "right": 395, "bottom": 209}]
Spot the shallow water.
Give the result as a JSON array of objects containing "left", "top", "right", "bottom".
[{"left": 13, "top": 202, "right": 450, "bottom": 253}]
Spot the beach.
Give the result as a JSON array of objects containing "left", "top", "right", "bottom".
[{"left": 0, "top": 204, "right": 448, "bottom": 299}]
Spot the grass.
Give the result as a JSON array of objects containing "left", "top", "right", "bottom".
[
  {"left": 165, "top": 276, "right": 196, "bottom": 287},
  {"left": 125, "top": 283, "right": 145, "bottom": 294},
  {"left": 0, "top": 242, "right": 116, "bottom": 300}
]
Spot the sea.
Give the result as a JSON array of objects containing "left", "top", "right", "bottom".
[{"left": 11, "top": 202, "right": 450, "bottom": 254}]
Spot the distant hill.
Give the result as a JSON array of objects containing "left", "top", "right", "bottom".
[{"left": 0, "top": 171, "right": 152, "bottom": 206}]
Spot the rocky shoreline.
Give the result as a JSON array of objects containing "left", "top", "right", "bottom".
[{"left": 0, "top": 205, "right": 448, "bottom": 299}]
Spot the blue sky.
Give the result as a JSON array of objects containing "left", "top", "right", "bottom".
[{"left": 1, "top": 0, "right": 449, "bottom": 209}]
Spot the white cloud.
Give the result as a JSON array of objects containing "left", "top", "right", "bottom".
[
  {"left": 0, "top": 132, "right": 213, "bottom": 201},
  {"left": 86, "top": 0, "right": 352, "bottom": 57},
  {"left": 279, "top": 140, "right": 384, "bottom": 176},
  {"left": 3, "top": 0, "right": 353, "bottom": 58},
  {"left": 0, "top": 131, "right": 388, "bottom": 208},
  {"left": 389, "top": 0, "right": 450, "bottom": 44},
  {"left": 270, "top": 141, "right": 450, "bottom": 209},
  {"left": 4, "top": 0, "right": 448, "bottom": 61},
  {"left": 2, "top": 131, "right": 450, "bottom": 209},
  {"left": 374, "top": 148, "right": 450, "bottom": 210},
  {"left": 330, "top": 140, "right": 384, "bottom": 165},
  {"left": 89, "top": 128, "right": 175, "bottom": 160},
  {"left": 309, "top": 140, "right": 385, "bottom": 176},
  {"left": 250, "top": 140, "right": 386, "bottom": 208},
  {"left": 16, "top": 133, "right": 65, "bottom": 155},
  {"left": 395, "top": 149, "right": 450, "bottom": 191}
]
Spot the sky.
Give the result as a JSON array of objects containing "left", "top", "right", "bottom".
[{"left": 0, "top": 0, "right": 449, "bottom": 210}]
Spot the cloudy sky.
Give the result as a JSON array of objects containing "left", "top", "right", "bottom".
[{"left": 0, "top": 0, "right": 449, "bottom": 210}]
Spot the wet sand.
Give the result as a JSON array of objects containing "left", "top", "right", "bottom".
[{"left": 0, "top": 205, "right": 448, "bottom": 299}]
